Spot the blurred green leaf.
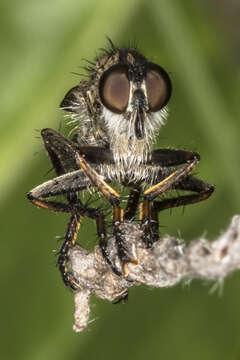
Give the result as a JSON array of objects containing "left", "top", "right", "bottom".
[{"left": 1, "top": 1, "right": 240, "bottom": 360}]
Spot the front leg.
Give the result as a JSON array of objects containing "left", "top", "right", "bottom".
[
  {"left": 150, "top": 148, "right": 200, "bottom": 167},
  {"left": 76, "top": 153, "right": 138, "bottom": 275},
  {"left": 141, "top": 149, "right": 214, "bottom": 246},
  {"left": 141, "top": 150, "right": 200, "bottom": 246},
  {"left": 28, "top": 128, "right": 120, "bottom": 281}
]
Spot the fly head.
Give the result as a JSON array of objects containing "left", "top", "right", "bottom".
[{"left": 60, "top": 40, "right": 172, "bottom": 166}]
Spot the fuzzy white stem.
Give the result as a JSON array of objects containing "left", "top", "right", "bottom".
[{"left": 70, "top": 215, "right": 240, "bottom": 332}]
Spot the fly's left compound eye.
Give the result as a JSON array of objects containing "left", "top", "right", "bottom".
[
  {"left": 99, "top": 65, "right": 130, "bottom": 113},
  {"left": 146, "top": 63, "right": 172, "bottom": 112}
]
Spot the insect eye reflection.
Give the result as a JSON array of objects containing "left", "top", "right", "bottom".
[
  {"left": 145, "top": 63, "right": 172, "bottom": 112},
  {"left": 99, "top": 64, "right": 130, "bottom": 113},
  {"left": 99, "top": 62, "right": 172, "bottom": 114}
]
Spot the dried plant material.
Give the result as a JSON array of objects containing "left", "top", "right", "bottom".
[
  {"left": 68, "top": 215, "right": 240, "bottom": 332},
  {"left": 73, "top": 290, "right": 91, "bottom": 332}
]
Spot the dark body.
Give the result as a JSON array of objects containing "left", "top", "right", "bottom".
[{"left": 28, "top": 41, "right": 214, "bottom": 289}]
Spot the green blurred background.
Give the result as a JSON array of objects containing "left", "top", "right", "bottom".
[{"left": 1, "top": 0, "right": 240, "bottom": 359}]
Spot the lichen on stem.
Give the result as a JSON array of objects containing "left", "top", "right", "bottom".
[{"left": 69, "top": 215, "right": 240, "bottom": 332}]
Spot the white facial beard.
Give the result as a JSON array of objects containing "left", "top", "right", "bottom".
[
  {"left": 99, "top": 106, "right": 168, "bottom": 183},
  {"left": 102, "top": 106, "right": 168, "bottom": 165}
]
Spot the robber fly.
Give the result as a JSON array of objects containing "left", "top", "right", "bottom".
[{"left": 28, "top": 39, "right": 214, "bottom": 286}]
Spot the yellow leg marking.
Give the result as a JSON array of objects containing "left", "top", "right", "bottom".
[
  {"left": 32, "top": 200, "right": 55, "bottom": 211},
  {"left": 72, "top": 217, "right": 82, "bottom": 245},
  {"left": 113, "top": 205, "right": 123, "bottom": 222},
  {"left": 139, "top": 203, "right": 144, "bottom": 221},
  {"left": 120, "top": 208, "right": 124, "bottom": 222},
  {"left": 77, "top": 154, "right": 120, "bottom": 199},
  {"left": 144, "top": 170, "right": 178, "bottom": 195},
  {"left": 139, "top": 200, "right": 150, "bottom": 221},
  {"left": 123, "top": 263, "right": 129, "bottom": 277},
  {"left": 123, "top": 258, "right": 139, "bottom": 277}
]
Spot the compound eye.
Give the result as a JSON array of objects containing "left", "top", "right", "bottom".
[
  {"left": 146, "top": 63, "right": 172, "bottom": 112},
  {"left": 99, "top": 65, "right": 130, "bottom": 113}
]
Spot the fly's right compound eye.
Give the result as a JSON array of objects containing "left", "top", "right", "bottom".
[
  {"left": 145, "top": 63, "right": 172, "bottom": 112},
  {"left": 99, "top": 65, "right": 130, "bottom": 113}
]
